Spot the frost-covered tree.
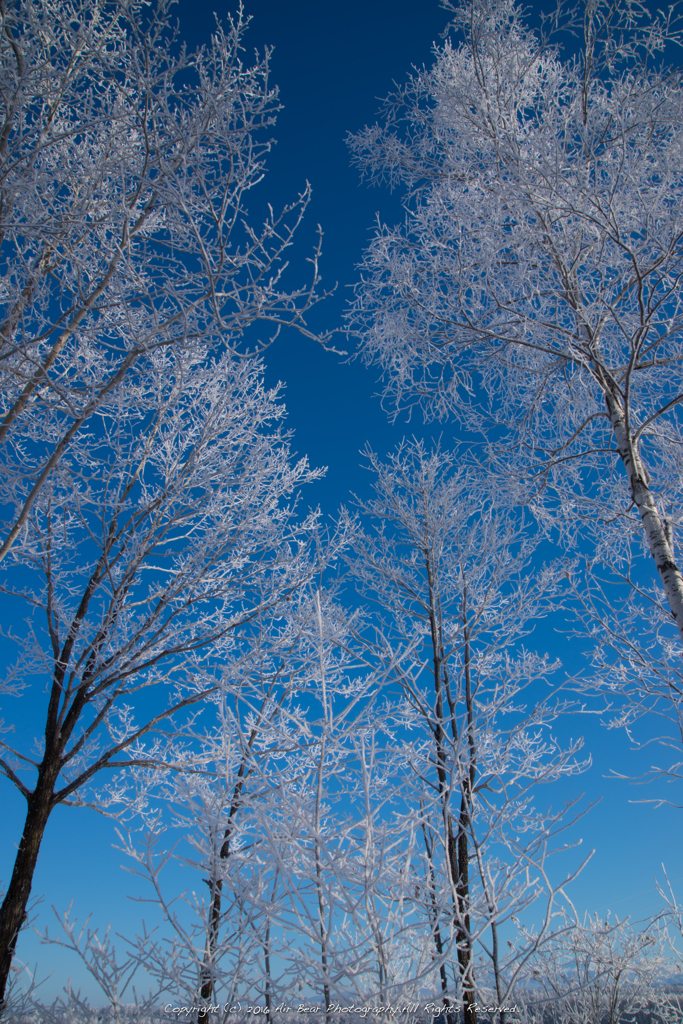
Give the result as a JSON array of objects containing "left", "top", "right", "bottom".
[
  {"left": 512, "top": 912, "right": 677, "bottom": 1024},
  {"left": 350, "top": 442, "right": 589, "bottom": 1024},
  {"left": 28, "top": 581, "right": 407, "bottom": 1024},
  {"left": 0, "top": 0, "right": 324, "bottom": 563},
  {"left": 237, "top": 587, "right": 398, "bottom": 1019},
  {"left": 348, "top": 0, "right": 683, "bottom": 641},
  {"left": 0, "top": 348, "right": 320, "bottom": 1007}
]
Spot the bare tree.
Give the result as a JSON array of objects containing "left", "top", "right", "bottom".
[
  {"left": 0, "top": 347, "right": 320, "bottom": 1006},
  {"left": 349, "top": 441, "right": 590, "bottom": 1024},
  {"left": 348, "top": 0, "right": 683, "bottom": 641},
  {"left": 98, "top": 668, "right": 298, "bottom": 1023},
  {"left": 511, "top": 911, "right": 678, "bottom": 1024},
  {"left": 13, "top": 563, "right": 446, "bottom": 1022},
  {"left": 0, "top": 0, "right": 325, "bottom": 563},
  {"left": 247, "top": 587, "right": 390, "bottom": 1018}
]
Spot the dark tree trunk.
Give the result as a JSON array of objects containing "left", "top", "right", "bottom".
[
  {"left": 196, "top": 711, "right": 265, "bottom": 1024},
  {"left": 197, "top": 877, "right": 224, "bottom": 1023},
  {"left": 457, "top": 623, "right": 477, "bottom": 1024},
  {"left": 426, "top": 554, "right": 477, "bottom": 1024},
  {"left": 422, "top": 821, "right": 452, "bottom": 1018},
  {"left": 0, "top": 766, "right": 57, "bottom": 1009},
  {"left": 454, "top": 813, "right": 476, "bottom": 1024}
]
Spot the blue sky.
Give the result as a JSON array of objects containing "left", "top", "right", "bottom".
[{"left": 3, "top": 0, "right": 683, "bottom": 1004}]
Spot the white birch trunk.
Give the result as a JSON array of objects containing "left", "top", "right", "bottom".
[{"left": 605, "top": 392, "right": 683, "bottom": 643}]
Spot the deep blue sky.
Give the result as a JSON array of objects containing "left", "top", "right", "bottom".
[
  {"left": 179, "top": 0, "right": 455, "bottom": 513},
  {"left": 4, "top": 0, "right": 683, "bottom": 1004}
]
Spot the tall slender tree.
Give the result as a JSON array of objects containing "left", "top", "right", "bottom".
[
  {"left": 350, "top": 441, "right": 589, "bottom": 1023},
  {"left": 0, "top": 348, "right": 320, "bottom": 1006},
  {"left": 348, "top": 0, "right": 683, "bottom": 641}
]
